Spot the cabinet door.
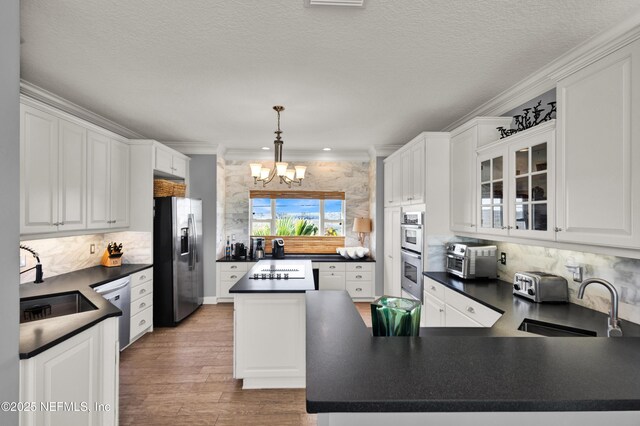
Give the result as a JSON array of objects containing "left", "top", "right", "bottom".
[
  {"left": 508, "top": 126, "right": 555, "bottom": 240},
  {"left": 556, "top": 39, "right": 640, "bottom": 248},
  {"left": 319, "top": 272, "right": 345, "bottom": 291},
  {"left": 172, "top": 155, "right": 187, "bottom": 178},
  {"left": 384, "top": 160, "right": 395, "bottom": 206},
  {"left": 391, "top": 157, "right": 403, "bottom": 207},
  {"left": 410, "top": 142, "right": 425, "bottom": 204},
  {"left": 401, "top": 150, "right": 413, "bottom": 203},
  {"left": 444, "top": 304, "right": 483, "bottom": 327},
  {"left": 423, "top": 292, "right": 445, "bottom": 327},
  {"left": 110, "top": 140, "right": 130, "bottom": 228},
  {"left": 20, "top": 105, "right": 59, "bottom": 234},
  {"left": 383, "top": 209, "right": 394, "bottom": 295},
  {"left": 87, "top": 131, "right": 111, "bottom": 229},
  {"left": 155, "top": 146, "right": 173, "bottom": 175},
  {"left": 477, "top": 147, "right": 508, "bottom": 236},
  {"left": 450, "top": 127, "right": 477, "bottom": 233},
  {"left": 58, "top": 119, "right": 87, "bottom": 231}
]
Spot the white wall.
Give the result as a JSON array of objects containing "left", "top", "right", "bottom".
[{"left": 1, "top": 1, "right": 20, "bottom": 423}]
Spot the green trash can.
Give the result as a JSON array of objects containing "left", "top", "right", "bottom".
[{"left": 371, "top": 296, "right": 421, "bottom": 336}]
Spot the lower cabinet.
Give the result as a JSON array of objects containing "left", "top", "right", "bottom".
[
  {"left": 216, "top": 262, "right": 256, "bottom": 302},
  {"left": 316, "top": 262, "right": 375, "bottom": 300},
  {"left": 129, "top": 267, "right": 154, "bottom": 344},
  {"left": 422, "top": 277, "right": 502, "bottom": 328},
  {"left": 20, "top": 317, "right": 119, "bottom": 426}
]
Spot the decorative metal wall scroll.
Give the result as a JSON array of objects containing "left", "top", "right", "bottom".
[{"left": 496, "top": 100, "right": 556, "bottom": 139}]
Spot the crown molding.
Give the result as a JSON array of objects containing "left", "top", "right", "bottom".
[
  {"left": 162, "top": 141, "right": 220, "bottom": 156},
  {"left": 368, "top": 145, "right": 403, "bottom": 158},
  {"left": 20, "top": 80, "right": 146, "bottom": 139},
  {"left": 442, "top": 10, "right": 640, "bottom": 132},
  {"left": 224, "top": 148, "right": 370, "bottom": 162}
]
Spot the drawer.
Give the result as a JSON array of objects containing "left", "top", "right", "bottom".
[
  {"left": 346, "top": 271, "right": 372, "bottom": 282},
  {"left": 130, "top": 293, "right": 153, "bottom": 317},
  {"left": 131, "top": 280, "right": 153, "bottom": 302},
  {"left": 221, "top": 270, "right": 244, "bottom": 282},
  {"left": 444, "top": 288, "right": 502, "bottom": 327},
  {"left": 346, "top": 281, "right": 372, "bottom": 298},
  {"left": 424, "top": 278, "right": 446, "bottom": 301},
  {"left": 130, "top": 306, "right": 153, "bottom": 338},
  {"left": 130, "top": 267, "right": 153, "bottom": 286},
  {"left": 318, "top": 262, "right": 346, "bottom": 272},
  {"left": 220, "top": 280, "right": 236, "bottom": 299},
  {"left": 346, "top": 263, "right": 373, "bottom": 272},
  {"left": 219, "top": 262, "right": 248, "bottom": 273}
]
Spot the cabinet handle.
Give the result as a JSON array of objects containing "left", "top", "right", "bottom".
[
  {"left": 466, "top": 306, "right": 476, "bottom": 314},
  {"left": 231, "top": 265, "right": 238, "bottom": 269},
  {"left": 329, "top": 265, "right": 336, "bottom": 269},
  {"left": 139, "top": 319, "right": 146, "bottom": 326},
  {"left": 356, "top": 265, "right": 362, "bottom": 269},
  {"left": 52, "top": 222, "right": 59, "bottom": 226},
  {"left": 140, "top": 275, "right": 146, "bottom": 280},
  {"left": 139, "top": 289, "right": 147, "bottom": 295},
  {"left": 430, "top": 285, "right": 436, "bottom": 291},
  {"left": 439, "top": 308, "right": 444, "bottom": 312},
  {"left": 555, "top": 227, "right": 563, "bottom": 232},
  {"left": 230, "top": 275, "right": 237, "bottom": 279},
  {"left": 356, "top": 275, "right": 362, "bottom": 279},
  {"left": 139, "top": 302, "right": 146, "bottom": 309},
  {"left": 356, "top": 288, "right": 362, "bottom": 292}
]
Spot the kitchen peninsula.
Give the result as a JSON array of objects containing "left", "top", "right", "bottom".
[{"left": 229, "top": 259, "right": 314, "bottom": 389}]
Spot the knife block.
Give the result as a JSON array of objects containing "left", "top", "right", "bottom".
[{"left": 101, "top": 250, "right": 123, "bottom": 267}]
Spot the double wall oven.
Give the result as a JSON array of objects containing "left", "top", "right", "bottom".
[{"left": 400, "top": 211, "right": 424, "bottom": 303}]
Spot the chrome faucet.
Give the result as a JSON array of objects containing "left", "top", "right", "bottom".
[{"left": 577, "top": 278, "right": 622, "bottom": 337}]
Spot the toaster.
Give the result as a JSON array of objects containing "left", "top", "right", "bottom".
[{"left": 513, "top": 272, "right": 569, "bottom": 303}]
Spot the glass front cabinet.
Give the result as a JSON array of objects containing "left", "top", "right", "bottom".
[{"left": 477, "top": 120, "right": 555, "bottom": 240}]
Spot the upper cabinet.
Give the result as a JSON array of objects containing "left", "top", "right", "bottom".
[
  {"left": 449, "top": 117, "right": 511, "bottom": 234},
  {"left": 154, "top": 145, "right": 188, "bottom": 179},
  {"left": 476, "top": 121, "right": 555, "bottom": 240},
  {"left": 20, "top": 99, "right": 130, "bottom": 236},
  {"left": 555, "top": 38, "right": 640, "bottom": 249}
]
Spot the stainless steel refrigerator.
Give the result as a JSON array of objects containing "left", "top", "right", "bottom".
[{"left": 153, "top": 197, "right": 203, "bottom": 326}]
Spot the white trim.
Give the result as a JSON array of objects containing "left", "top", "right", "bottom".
[
  {"left": 202, "top": 296, "right": 218, "bottom": 304},
  {"left": 224, "top": 148, "right": 370, "bottom": 162},
  {"left": 163, "top": 141, "right": 219, "bottom": 155},
  {"left": 241, "top": 376, "right": 305, "bottom": 389},
  {"left": 20, "top": 80, "right": 145, "bottom": 139},
  {"left": 368, "top": 145, "right": 403, "bottom": 158},
  {"left": 442, "top": 10, "right": 640, "bottom": 132}
]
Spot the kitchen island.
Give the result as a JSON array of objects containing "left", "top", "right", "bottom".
[
  {"left": 306, "top": 286, "right": 640, "bottom": 426},
  {"left": 229, "top": 259, "right": 314, "bottom": 389}
]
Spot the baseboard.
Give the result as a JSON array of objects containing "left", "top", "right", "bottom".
[{"left": 202, "top": 296, "right": 218, "bottom": 304}]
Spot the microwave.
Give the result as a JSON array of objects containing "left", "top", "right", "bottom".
[
  {"left": 445, "top": 243, "right": 497, "bottom": 279},
  {"left": 401, "top": 212, "right": 423, "bottom": 253}
]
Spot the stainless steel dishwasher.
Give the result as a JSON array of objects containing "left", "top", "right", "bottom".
[{"left": 95, "top": 276, "right": 131, "bottom": 350}]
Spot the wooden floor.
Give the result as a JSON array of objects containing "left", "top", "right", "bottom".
[{"left": 120, "top": 302, "right": 372, "bottom": 425}]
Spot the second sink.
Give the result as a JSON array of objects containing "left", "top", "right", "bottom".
[{"left": 20, "top": 292, "right": 97, "bottom": 324}]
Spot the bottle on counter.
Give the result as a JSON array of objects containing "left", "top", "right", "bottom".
[
  {"left": 225, "top": 236, "right": 231, "bottom": 260},
  {"left": 231, "top": 235, "right": 237, "bottom": 259}
]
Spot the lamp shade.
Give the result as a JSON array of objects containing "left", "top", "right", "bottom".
[
  {"left": 353, "top": 217, "right": 372, "bottom": 233},
  {"left": 250, "top": 163, "right": 262, "bottom": 177},
  {"left": 295, "top": 165, "right": 307, "bottom": 179},
  {"left": 276, "top": 162, "right": 288, "bottom": 176}
]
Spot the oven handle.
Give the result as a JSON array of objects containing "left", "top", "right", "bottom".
[
  {"left": 446, "top": 254, "right": 464, "bottom": 260},
  {"left": 401, "top": 224, "right": 422, "bottom": 229},
  {"left": 401, "top": 250, "right": 422, "bottom": 259}
]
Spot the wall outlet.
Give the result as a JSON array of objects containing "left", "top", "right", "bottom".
[
  {"left": 500, "top": 252, "right": 507, "bottom": 265},
  {"left": 90, "top": 244, "right": 96, "bottom": 254},
  {"left": 20, "top": 255, "right": 27, "bottom": 268}
]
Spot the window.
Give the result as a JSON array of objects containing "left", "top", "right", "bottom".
[{"left": 250, "top": 190, "right": 345, "bottom": 237}]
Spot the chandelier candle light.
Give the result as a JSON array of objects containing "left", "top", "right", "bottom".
[{"left": 250, "top": 106, "right": 307, "bottom": 187}]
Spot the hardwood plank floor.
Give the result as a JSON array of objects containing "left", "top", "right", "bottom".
[{"left": 120, "top": 301, "right": 372, "bottom": 425}]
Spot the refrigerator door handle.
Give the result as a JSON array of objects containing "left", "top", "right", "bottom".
[
  {"left": 190, "top": 213, "right": 199, "bottom": 264},
  {"left": 187, "top": 214, "right": 195, "bottom": 270}
]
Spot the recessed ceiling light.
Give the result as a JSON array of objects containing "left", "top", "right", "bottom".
[
  {"left": 261, "top": 146, "right": 270, "bottom": 150},
  {"left": 322, "top": 148, "right": 332, "bottom": 151}
]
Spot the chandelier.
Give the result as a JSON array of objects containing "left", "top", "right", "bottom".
[{"left": 250, "top": 106, "right": 306, "bottom": 187}]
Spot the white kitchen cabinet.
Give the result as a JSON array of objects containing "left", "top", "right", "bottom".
[
  {"left": 555, "top": 38, "right": 640, "bottom": 249},
  {"left": 444, "top": 304, "right": 483, "bottom": 327},
  {"left": 475, "top": 121, "right": 556, "bottom": 240},
  {"left": 345, "top": 262, "right": 373, "bottom": 299},
  {"left": 155, "top": 145, "right": 188, "bottom": 179},
  {"left": 87, "top": 131, "right": 130, "bottom": 229},
  {"left": 450, "top": 117, "right": 512, "bottom": 234},
  {"left": 20, "top": 105, "right": 87, "bottom": 234},
  {"left": 401, "top": 142, "right": 425, "bottom": 204},
  {"left": 20, "top": 317, "right": 119, "bottom": 426},
  {"left": 129, "top": 267, "right": 153, "bottom": 345},
  {"left": 383, "top": 156, "right": 403, "bottom": 207},
  {"left": 318, "top": 262, "right": 346, "bottom": 291},
  {"left": 383, "top": 160, "right": 394, "bottom": 206},
  {"left": 383, "top": 207, "right": 401, "bottom": 297},
  {"left": 216, "top": 262, "right": 256, "bottom": 302},
  {"left": 423, "top": 291, "right": 445, "bottom": 327}
]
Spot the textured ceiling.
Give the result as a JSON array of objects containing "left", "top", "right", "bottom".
[{"left": 20, "top": 0, "right": 640, "bottom": 152}]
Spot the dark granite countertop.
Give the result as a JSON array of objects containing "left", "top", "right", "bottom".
[
  {"left": 229, "top": 259, "right": 315, "bottom": 293},
  {"left": 218, "top": 254, "right": 375, "bottom": 263},
  {"left": 306, "top": 285, "right": 640, "bottom": 413},
  {"left": 19, "top": 264, "right": 152, "bottom": 359}
]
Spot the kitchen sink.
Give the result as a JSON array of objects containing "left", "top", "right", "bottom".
[
  {"left": 518, "top": 318, "right": 597, "bottom": 337},
  {"left": 20, "top": 292, "right": 97, "bottom": 324}
]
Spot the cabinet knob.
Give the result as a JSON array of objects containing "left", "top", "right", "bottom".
[
  {"left": 466, "top": 306, "right": 476, "bottom": 314},
  {"left": 430, "top": 285, "right": 436, "bottom": 291},
  {"left": 59, "top": 222, "right": 64, "bottom": 226},
  {"left": 139, "top": 302, "right": 146, "bottom": 309},
  {"left": 555, "top": 227, "right": 563, "bottom": 232},
  {"left": 356, "top": 288, "right": 362, "bottom": 292},
  {"left": 329, "top": 265, "right": 336, "bottom": 269},
  {"left": 139, "top": 289, "right": 146, "bottom": 295},
  {"left": 231, "top": 265, "right": 237, "bottom": 269},
  {"left": 356, "top": 266, "right": 362, "bottom": 269},
  {"left": 356, "top": 275, "right": 362, "bottom": 279},
  {"left": 230, "top": 275, "right": 237, "bottom": 279},
  {"left": 139, "top": 319, "right": 146, "bottom": 326},
  {"left": 439, "top": 308, "right": 444, "bottom": 312},
  {"left": 52, "top": 222, "right": 59, "bottom": 226},
  {"left": 140, "top": 275, "right": 146, "bottom": 280}
]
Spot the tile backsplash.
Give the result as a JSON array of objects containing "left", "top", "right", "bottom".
[
  {"left": 20, "top": 231, "right": 152, "bottom": 284},
  {"left": 493, "top": 242, "right": 640, "bottom": 325}
]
